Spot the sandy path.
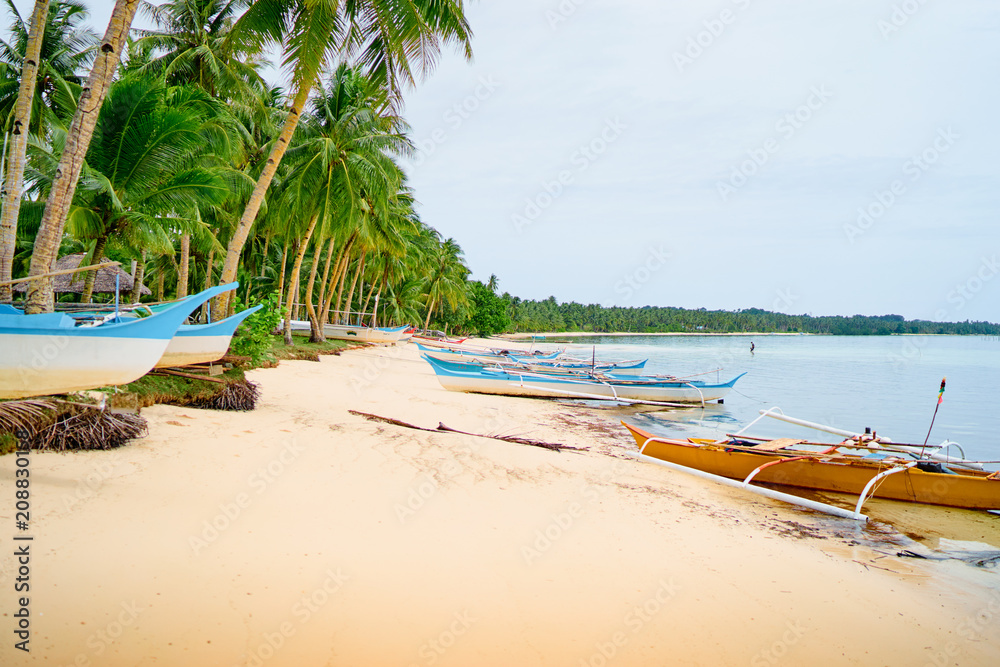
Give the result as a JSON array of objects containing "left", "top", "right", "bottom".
[{"left": 2, "top": 343, "right": 998, "bottom": 666}]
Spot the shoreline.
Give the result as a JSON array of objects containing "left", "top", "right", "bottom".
[
  {"left": 501, "top": 331, "right": 988, "bottom": 339},
  {"left": 501, "top": 331, "right": 808, "bottom": 339},
  {"left": 2, "top": 342, "right": 998, "bottom": 665}
]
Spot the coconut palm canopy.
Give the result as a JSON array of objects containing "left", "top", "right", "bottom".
[
  {"left": 13, "top": 253, "right": 150, "bottom": 295},
  {"left": 1, "top": 0, "right": 489, "bottom": 337}
]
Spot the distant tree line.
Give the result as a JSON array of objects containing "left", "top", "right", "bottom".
[{"left": 491, "top": 297, "right": 1000, "bottom": 336}]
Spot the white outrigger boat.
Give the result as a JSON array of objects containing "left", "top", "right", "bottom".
[
  {"left": 418, "top": 348, "right": 649, "bottom": 376},
  {"left": 422, "top": 354, "right": 744, "bottom": 405},
  {"left": 155, "top": 305, "right": 263, "bottom": 367},
  {"left": 0, "top": 284, "right": 236, "bottom": 398},
  {"left": 289, "top": 320, "right": 412, "bottom": 343}
]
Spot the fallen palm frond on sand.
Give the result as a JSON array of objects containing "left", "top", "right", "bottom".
[
  {"left": 348, "top": 409, "right": 586, "bottom": 453},
  {"left": 1, "top": 399, "right": 147, "bottom": 451}
]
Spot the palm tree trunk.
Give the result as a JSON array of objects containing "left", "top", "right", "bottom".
[
  {"left": 331, "top": 247, "right": 355, "bottom": 324},
  {"left": 130, "top": 250, "right": 146, "bottom": 302},
  {"left": 23, "top": 0, "right": 142, "bottom": 314},
  {"left": 259, "top": 234, "right": 270, "bottom": 277},
  {"left": 342, "top": 253, "right": 364, "bottom": 326},
  {"left": 305, "top": 234, "right": 326, "bottom": 342},
  {"left": 360, "top": 277, "right": 375, "bottom": 325},
  {"left": 316, "top": 236, "right": 336, "bottom": 314},
  {"left": 215, "top": 80, "right": 314, "bottom": 317},
  {"left": 0, "top": 0, "right": 50, "bottom": 303},
  {"left": 276, "top": 237, "right": 288, "bottom": 310},
  {"left": 320, "top": 247, "right": 346, "bottom": 326},
  {"left": 201, "top": 245, "right": 214, "bottom": 321},
  {"left": 177, "top": 233, "right": 190, "bottom": 298},
  {"left": 322, "top": 234, "right": 355, "bottom": 325},
  {"left": 282, "top": 213, "right": 319, "bottom": 346},
  {"left": 156, "top": 268, "right": 164, "bottom": 302},
  {"left": 424, "top": 295, "right": 436, "bottom": 331},
  {"left": 80, "top": 235, "right": 108, "bottom": 304}
]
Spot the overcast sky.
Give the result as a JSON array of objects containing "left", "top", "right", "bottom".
[{"left": 12, "top": 0, "right": 1000, "bottom": 321}]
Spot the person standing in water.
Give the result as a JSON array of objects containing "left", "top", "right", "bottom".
[{"left": 750, "top": 341, "right": 755, "bottom": 354}]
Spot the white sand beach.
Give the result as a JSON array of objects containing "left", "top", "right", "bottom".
[{"left": 2, "top": 342, "right": 999, "bottom": 666}]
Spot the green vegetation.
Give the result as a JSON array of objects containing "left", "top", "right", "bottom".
[
  {"left": 1, "top": 0, "right": 477, "bottom": 335},
  {"left": 230, "top": 292, "right": 284, "bottom": 364},
  {"left": 500, "top": 299, "right": 1000, "bottom": 336},
  {"left": 104, "top": 367, "right": 249, "bottom": 411},
  {"left": 0, "top": 431, "right": 16, "bottom": 455},
  {"left": 268, "top": 334, "right": 355, "bottom": 362},
  {"left": 467, "top": 279, "right": 511, "bottom": 336}
]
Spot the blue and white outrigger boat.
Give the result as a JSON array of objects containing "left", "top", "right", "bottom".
[
  {"left": 155, "top": 305, "right": 262, "bottom": 367},
  {"left": 419, "top": 348, "right": 648, "bottom": 376},
  {"left": 0, "top": 283, "right": 236, "bottom": 398},
  {"left": 421, "top": 354, "right": 745, "bottom": 405},
  {"left": 415, "top": 342, "right": 561, "bottom": 361},
  {"left": 289, "top": 320, "right": 412, "bottom": 343}
]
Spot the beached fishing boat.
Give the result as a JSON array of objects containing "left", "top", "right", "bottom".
[
  {"left": 414, "top": 340, "right": 565, "bottom": 359},
  {"left": 156, "top": 305, "right": 263, "bottom": 368},
  {"left": 422, "top": 354, "right": 743, "bottom": 404},
  {"left": 289, "top": 321, "right": 412, "bottom": 343},
  {"left": 413, "top": 342, "right": 562, "bottom": 361},
  {"left": 70, "top": 302, "right": 263, "bottom": 368},
  {"left": 411, "top": 333, "right": 467, "bottom": 345},
  {"left": 622, "top": 422, "right": 1000, "bottom": 510},
  {"left": 419, "top": 348, "right": 647, "bottom": 375},
  {"left": 0, "top": 284, "right": 236, "bottom": 399}
]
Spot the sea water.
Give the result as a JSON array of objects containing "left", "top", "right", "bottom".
[
  {"left": 548, "top": 334, "right": 1000, "bottom": 554},
  {"left": 549, "top": 334, "right": 1000, "bottom": 463}
]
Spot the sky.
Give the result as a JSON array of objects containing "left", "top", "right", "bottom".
[{"left": 10, "top": 0, "right": 1000, "bottom": 322}]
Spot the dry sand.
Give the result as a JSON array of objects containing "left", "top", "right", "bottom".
[{"left": 2, "top": 342, "right": 999, "bottom": 666}]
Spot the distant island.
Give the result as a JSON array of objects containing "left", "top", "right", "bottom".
[{"left": 488, "top": 295, "right": 1000, "bottom": 336}]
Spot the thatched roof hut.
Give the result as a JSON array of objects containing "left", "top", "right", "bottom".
[{"left": 13, "top": 254, "right": 150, "bottom": 295}]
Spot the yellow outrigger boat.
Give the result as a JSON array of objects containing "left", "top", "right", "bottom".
[{"left": 622, "top": 422, "right": 1000, "bottom": 511}]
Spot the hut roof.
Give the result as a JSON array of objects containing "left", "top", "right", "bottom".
[{"left": 14, "top": 254, "right": 151, "bottom": 295}]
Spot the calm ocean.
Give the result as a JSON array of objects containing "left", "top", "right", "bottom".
[{"left": 548, "top": 334, "right": 1000, "bottom": 464}]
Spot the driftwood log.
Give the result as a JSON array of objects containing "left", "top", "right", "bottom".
[{"left": 348, "top": 410, "right": 586, "bottom": 453}]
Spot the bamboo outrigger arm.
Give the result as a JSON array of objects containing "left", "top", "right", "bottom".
[
  {"left": 0, "top": 261, "right": 122, "bottom": 288},
  {"left": 853, "top": 462, "right": 917, "bottom": 519},
  {"left": 627, "top": 446, "right": 869, "bottom": 522},
  {"left": 751, "top": 407, "right": 985, "bottom": 471}
]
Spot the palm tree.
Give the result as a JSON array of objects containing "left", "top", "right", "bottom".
[
  {"left": 27, "top": 74, "right": 232, "bottom": 302},
  {"left": 0, "top": 0, "right": 49, "bottom": 302},
  {"left": 276, "top": 65, "right": 411, "bottom": 342},
  {"left": 0, "top": 0, "right": 97, "bottom": 129},
  {"left": 422, "top": 236, "right": 469, "bottom": 331},
  {"left": 212, "top": 0, "right": 474, "bottom": 316},
  {"left": 133, "top": 0, "right": 267, "bottom": 106},
  {"left": 22, "top": 0, "right": 146, "bottom": 313}
]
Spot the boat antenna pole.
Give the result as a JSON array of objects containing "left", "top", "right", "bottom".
[
  {"left": 920, "top": 377, "right": 946, "bottom": 458},
  {"left": 592, "top": 345, "right": 596, "bottom": 372}
]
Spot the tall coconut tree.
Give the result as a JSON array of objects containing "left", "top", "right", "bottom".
[
  {"left": 27, "top": 75, "right": 232, "bottom": 303},
  {"left": 280, "top": 66, "right": 411, "bottom": 342},
  {"left": 0, "top": 0, "right": 50, "bottom": 302},
  {"left": 212, "top": 0, "right": 474, "bottom": 316},
  {"left": 134, "top": 0, "right": 267, "bottom": 108},
  {"left": 22, "top": 0, "right": 145, "bottom": 313},
  {"left": 0, "top": 0, "right": 98, "bottom": 129},
  {"left": 421, "top": 235, "right": 470, "bottom": 331}
]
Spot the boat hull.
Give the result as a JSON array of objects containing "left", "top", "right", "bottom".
[
  {"left": 623, "top": 423, "right": 1000, "bottom": 510},
  {"left": 423, "top": 355, "right": 741, "bottom": 403},
  {"left": 0, "top": 283, "right": 236, "bottom": 398},
  {"left": 1, "top": 333, "right": 169, "bottom": 398},
  {"left": 290, "top": 321, "right": 411, "bottom": 343},
  {"left": 155, "top": 305, "right": 262, "bottom": 368}
]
